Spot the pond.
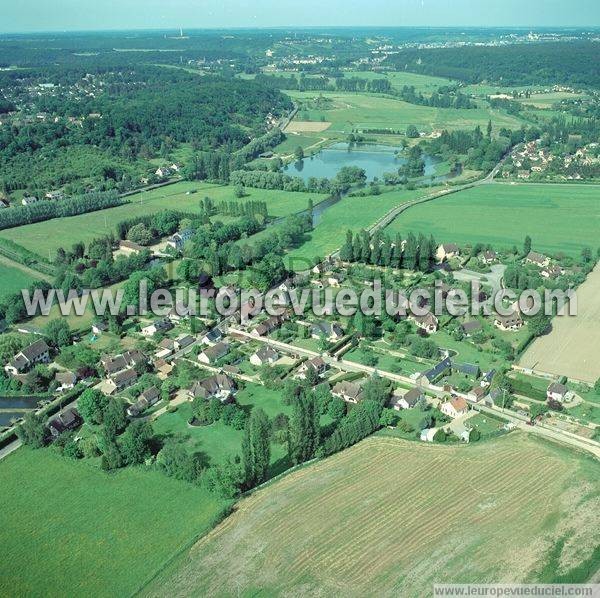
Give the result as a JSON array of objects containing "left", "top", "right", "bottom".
[
  {"left": 284, "top": 142, "right": 449, "bottom": 183},
  {"left": 0, "top": 395, "right": 46, "bottom": 429}
]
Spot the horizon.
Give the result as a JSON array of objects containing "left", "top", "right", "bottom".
[{"left": 2, "top": 0, "right": 600, "bottom": 34}]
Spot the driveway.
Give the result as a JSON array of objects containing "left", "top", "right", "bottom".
[{"left": 452, "top": 264, "right": 506, "bottom": 294}]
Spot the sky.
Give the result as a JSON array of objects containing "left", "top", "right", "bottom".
[{"left": 2, "top": 0, "right": 600, "bottom": 33}]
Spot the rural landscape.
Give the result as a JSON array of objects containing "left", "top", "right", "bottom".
[{"left": 1, "top": 5, "right": 600, "bottom": 597}]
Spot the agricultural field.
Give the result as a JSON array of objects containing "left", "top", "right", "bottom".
[
  {"left": 0, "top": 182, "right": 326, "bottom": 259},
  {"left": 386, "top": 183, "right": 600, "bottom": 256},
  {"left": 285, "top": 91, "right": 527, "bottom": 138},
  {"left": 144, "top": 434, "right": 600, "bottom": 597},
  {"left": 0, "top": 448, "right": 229, "bottom": 598},
  {"left": 0, "top": 255, "right": 47, "bottom": 300},
  {"left": 520, "top": 264, "right": 600, "bottom": 384}
]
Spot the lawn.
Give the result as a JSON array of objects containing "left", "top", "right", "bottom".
[
  {"left": 285, "top": 90, "right": 527, "bottom": 138},
  {"left": 0, "top": 256, "right": 45, "bottom": 300},
  {"left": 0, "top": 182, "right": 326, "bottom": 258},
  {"left": 0, "top": 448, "right": 229, "bottom": 597},
  {"left": 386, "top": 183, "right": 600, "bottom": 256},
  {"left": 143, "top": 434, "right": 600, "bottom": 596},
  {"left": 284, "top": 187, "right": 440, "bottom": 270}
]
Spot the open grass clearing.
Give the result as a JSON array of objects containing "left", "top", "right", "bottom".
[
  {"left": 144, "top": 434, "right": 600, "bottom": 597},
  {"left": 0, "top": 447, "right": 229, "bottom": 598},
  {"left": 386, "top": 183, "right": 600, "bottom": 257}
]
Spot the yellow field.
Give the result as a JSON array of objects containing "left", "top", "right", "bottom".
[
  {"left": 520, "top": 264, "right": 600, "bottom": 383},
  {"left": 144, "top": 434, "right": 600, "bottom": 597},
  {"left": 284, "top": 120, "right": 332, "bottom": 133}
]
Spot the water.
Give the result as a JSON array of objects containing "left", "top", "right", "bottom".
[
  {"left": 0, "top": 396, "right": 45, "bottom": 428},
  {"left": 284, "top": 142, "right": 447, "bottom": 183}
]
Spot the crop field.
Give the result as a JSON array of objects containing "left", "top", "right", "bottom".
[
  {"left": 0, "top": 182, "right": 326, "bottom": 258},
  {"left": 284, "top": 187, "right": 439, "bottom": 269},
  {"left": 344, "top": 70, "right": 455, "bottom": 94},
  {"left": 520, "top": 264, "right": 600, "bottom": 383},
  {"left": 386, "top": 183, "right": 600, "bottom": 256},
  {"left": 0, "top": 448, "right": 229, "bottom": 598},
  {"left": 144, "top": 434, "right": 600, "bottom": 597},
  {"left": 285, "top": 91, "right": 527, "bottom": 137}
]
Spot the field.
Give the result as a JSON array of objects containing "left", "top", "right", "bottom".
[
  {"left": 0, "top": 448, "right": 229, "bottom": 597},
  {"left": 520, "top": 264, "right": 600, "bottom": 383},
  {"left": 0, "top": 182, "right": 326, "bottom": 258},
  {"left": 286, "top": 91, "right": 527, "bottom": 138},
  {"left": 0, "top": 254, "right": 47, "bottom": 299},
  {"left": 284, "top": 120, "right": 331, "bottom": 133},
  {"left": 144, "top": 434, "right": 600, "bottom": 597},
  {"left": 284, "top": 187, "right": 439, "bottom": 269},
  {"left": 386, "top": 183, "right": 600, "bottom": 256}
]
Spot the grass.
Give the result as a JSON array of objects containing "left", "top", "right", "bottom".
[
  {"left": 386, "top": 183, "right": 600, "bottom": 256},
  {"left": 0, "top": 256, "right": 44, "bottom": 300},
  {"left": 286, "top": 90, "right": 528, "bottom": 138},
  {"left": 0, "top": 182, "right": 326, "bottom": 258},
  {"left": 143, "top": 434, "right": 600, "bottom": 596},
  {"left": 0, "top": 447, "right": 229, "bottom": 597}
]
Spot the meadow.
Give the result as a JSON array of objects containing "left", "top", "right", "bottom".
[
  {"left": 0, "top": 255, "right": 46, "bottom": 299},
  {"left": 386, "top": 183, "right": 600, "bottom": 256},
  {"left": 285, "top": 91, "right": 527, "bottom": 138},
  {"left": 0, "top": 182, "right": 326, "bottom": 258},
  {"left": 0, "top": 448, "right": 229, "bottom": 598},
  {"left": 144, "top": 434, "right": 600, "bottom": 597}
]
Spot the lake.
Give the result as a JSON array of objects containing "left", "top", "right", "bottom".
[{"left": 284, "top": 142, "right": 447, "bottom": 182}]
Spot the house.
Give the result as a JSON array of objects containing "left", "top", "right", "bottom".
[
  {"left": 453, "top": 362, "right": 480, "bottom": 379},
  {"left": 45, "top": 190, "right": 64, "bottom": 201},
  {"left": 174, "top": 334, "right": 195, "bottom": 351},
  {"left": 461, "top": 320, "right": 482, "bottom": 337},
  {"left": 155, "top": 166, "right": 172, "bottom": 178},
  {"left": 436, "top": 243, "right": 460, "bottom": 263},
  {"left": 480, "top": 370, "right": 495, "bottom": 387},
  {"left": 525, "top": 251, "right": 550, "bottom": 268},
  {"left": 92, "top": 320, "right": 108, "bottom": 335},
  {"left": 189, "top": 374, "right": 236, "bottom": 403},
  {"left": 127, "top": 386, "right": 160, "bottom": 417},
  {"left": 101, "top": 350, "right": 147, "bottom": 377},
  {"left": 55, "top": 371, "right": 77, "bottom": 392},
  {"left": 327, "top": 273, "right": 345, "bottom": 287},
  {"left": 0, "top": 198, "right": 9, "bottom": 209},
  {"left": 252, "top": 313, "right": 289, "bottom": 337},
  {"left": 411, "top": 312, "right": 439, "bottom": 334},
  {"left": 331, "top": 380, "right": 364, "bottom": 404},
  {"left": 119, "top": 240, "right": 145, "bottom": 255},
  {"left": 547, "top": 382, "right": 568, "bottom": 403},
  {"left": 310, "top": 321, "right": 344, "bottom": 341},
  {"left": 141, "top": 318, "right": 173, "bottom": 337},
  {"left": 198, "top": 342, "right": 229, "bottom": 365},
  {"left": 201, "top": 326, "right": 224, "bottom": 346},
  {"left": 420, "top": 428, "right": 438, "bottom": 442},
  {"left": 480, "top": 250, "right": 497, "bottom": 265},
  {"left": 440, "top": 396, "right": 469, "bottom": 419},
  {"left": 296, "top": 356, "right": 327, "bottom": 380},
  {"left": 250, "top": 346, "right": 279, "bottom": 367},
  {"left": 391, "top": 387, "right": 424, "bottom": 410},
  {"left": 167, "top": 302, "right": 194, "bottom": 322},
  {"left": 541, "top": 265, "right": 563, "bottom": 279},
  {"left": 109, "top": 368, "right": 138, "bottom": 391},
  {"left": 420, "top": 357, "right": 452, "bottom": 385},
  {"left": 4, "top": 339, "right": 50, "bottom": 376},
  {"left": 467, "top": 386, "right": 487, "bottom": 403},
  {"left": 48, "top": 409, "right": 82, "bottom": 437},
  {"left": 21, "top": 196, "right": 39, "bottom": 206},
  {"left": 166, "top": 229, "right": 193, "bottom": 252},
  {"left": 494, "top": 311, "right": 523, "bottom": 331},
  {"left": 154, "top": 359, "right": 174, "bottom": 380}
]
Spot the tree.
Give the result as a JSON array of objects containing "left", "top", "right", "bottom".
[
  {"left": 157, "top": 440, "right": 204, "bottom": 483},
  {"left": 523, "top": 235, "right": 532, "bottom": 256},
  {"left": 0, "top": 334, "right": 24, "bottom": 364},
  {"left": 406, "top": 125, "right": 420, "bottom": 138},
  {"left": 294, "top": 146, "right": 305, "bottom": 161},
  {"left": 78, "top": 388, "right": 109, "bottom": 425},
  {"left": 119, "top": 421, "right": 153, "bottom": 465},
  {"left": 44, "top": 319, "right": 71, "bottom": 347},
  {"left": 469, "top": 428, "right": 481, "bottom": 442},
  {"left": 288, "top": 391, "right": 320, "bottom": 465},
  {"left": 528, "top": 314, "right": 550, "bottom": 337},
  {"left": 204, "top": 458, "right": 244, "bottom": 498},
  {"left": 16, "top": 412, "right": 47, "bottom": 448},
  {"left": 241, "top": 408, "right": 271, "bottom": 488},
  {"left": 594, "top": 378, "right": 600, "bottom": 395},
  {"left": 102, "top": 398, "right": 128, "bottom": 438}
]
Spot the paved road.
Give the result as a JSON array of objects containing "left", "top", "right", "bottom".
[{"left": 452, "top": 264, "right": 506, "bottom": 294}]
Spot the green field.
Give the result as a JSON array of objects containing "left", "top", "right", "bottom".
[
  {"left": 386, "top": 183, "right": 600, "bottom": 256},
  {"left": 0, "top": 448, "right": 229, "bottom": 597},
  {"left": 286, "top": 91, "right": 527, "bottom": 137},
  {"left": 144, "top": 434, "right": 600, "bottom": 596},
  {"left": 284, "top": 187, "right": 440, "bottom": 269},
  {"left": 0, "top": 256, "right": 46, "bottom": 299},
  {"left": 0, "top": 182, "right": 326, "bottom": 258}
]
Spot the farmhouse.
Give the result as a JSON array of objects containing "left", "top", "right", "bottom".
[
  {"left": 436, "top": 243, "right": 460, "bottom": 262},
  {"left": 311, "top": 320, "right": 345, "bottom": 341},
  {"left": 525, "top": 251, "right": 550, "bottom": 268},
  {"left": 547, "top": 382, "right": 568, "bottom": 403},
  {"left": 198, "top": 342, "right": 229, "bottom": 365},
  {"left": 391, "top": 387, "right": 424, "bottom": 410},
  {"left": 440, "top": 396, "right": 469, "bottom": 419},
  {"left": 331, "top": 380, "right": 364, "bottom": 404},
  {"left": 296, "top": 357, "right": 327, "bottom": 380},
  {"left": 189, "top": 374, "right": 236, "bottom": 403},
  {"left": 250, "top": 346, "right": 279, "bottom": 367},
  {"left": 4, "top": 340, "right": 50, "bottom": 376},
  {"left": 166, "top": 229, "right": 193, "bottom": 252}
]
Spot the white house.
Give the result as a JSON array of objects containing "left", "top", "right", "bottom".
[
  {"left": 166, "top": 229, "right": 193, "bottom": 252},
  {"left": 440, "top": 396, "right": 469, "bottom": 419},
  {"left": 4, "top": 339, "right": 50, "bottom": 376},
  {"left": 436, "top": 243, "right": 460, "bottom": 262},
  {"left": 250, "top": 346, "right": 279, "bottom": 367},
  {"left": 198, "top": 342, "right": 229, "bottom": 365},
  {"left": 391, "top": 387, "right": 424, "bottom": 410},
  {"left": 547, "top": 382, "right": 568, "bottom": 403}
]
